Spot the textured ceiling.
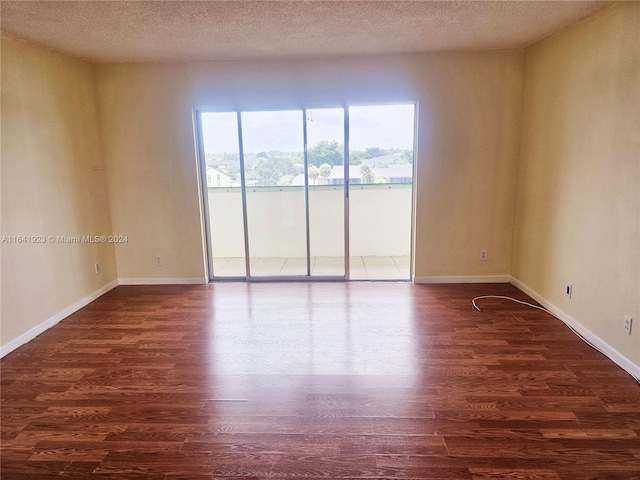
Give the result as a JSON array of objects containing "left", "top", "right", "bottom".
[{"left": 1, "top": 1, "right": 608, "bottom": 63}]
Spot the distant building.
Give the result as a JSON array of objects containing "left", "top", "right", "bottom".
[
  {"left": 360, "top": 153, "right": 403, "bottom": 167},
  {"left": 291, "top": 159, "right": 413, "bottom": 186},
  {"left": 206, "top": 166, "right": 231, "bottom": 188},
  {"left": 375, "top": 164, "right": 413, "bottom": 184}
]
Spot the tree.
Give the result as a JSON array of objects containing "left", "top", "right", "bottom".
[
  {"left": 360, "top": 164, "right": 376, "bottom": 184},
  {"left": 308, "top": 140, "right": 343, "bottom": 167},
  {"left": 255, "top": 155, "right": 297, "bottom": 186},
  {"left": 365, "top": 147, "right": 386, "bottom": 158},
  {"left": 255, "top": 159, "right": 279, "bottom": 186},
  {"left": 277, "top": 175, "right": 294, "bottom": 186},
  {"left": 308, "top": 165, "right": 319, "bottom": 185},
  {"left": 401, "top": 150, "right": 414, "bottom": 163},
  {"left": 318, "top": 163, "right": 332, "bottom": 183}
]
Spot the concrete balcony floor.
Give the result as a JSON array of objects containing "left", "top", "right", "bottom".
[{"left": 212, "top": 256, "right": 410, "bottom": 280}]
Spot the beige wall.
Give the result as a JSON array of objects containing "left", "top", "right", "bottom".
[
  {"left": 512, "top": 4, "right": 640, "bottom": 368},
  {"left": 95, "top": 50, "right": 524, "bottom": 280},
  {"left": 1, "top": 36, "right": 117, "bottom": 348}
]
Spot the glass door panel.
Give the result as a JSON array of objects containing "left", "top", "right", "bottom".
[
  {"left": 306, "top": 108, "right": 346, "bottom": 277},
  {"left": 200, "top": 112, "right": 246, "bottom": 278},
  {"left": 241, "top": 110, "right": 307, "bottom": 277},
  {"left": 348, "top": 105, "right": 415, "bottom": 280}
]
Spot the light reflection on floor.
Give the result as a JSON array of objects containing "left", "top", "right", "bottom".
[{"left": 207, "top": 283, "right": 418, "bottom": 378}]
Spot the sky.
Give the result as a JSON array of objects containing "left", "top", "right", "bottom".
[{"left": 201, "top": 104, "right": 415, "bottom": 154}]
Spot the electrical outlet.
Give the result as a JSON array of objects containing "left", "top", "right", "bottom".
[
  {"left": 155, "top": 256, "right": 162, "bottom": 266},
  {"left": 623, "top": 315, "right": 633, "bottom": 335},
  {"left": 565, "top": 283, "right": 572, "bottom": 299},
  {"left": 95, "top": 263, "right": 100, "bottom": 274},
  {"left": 480, "top": 250, "right": 487, "bottom": 261}
]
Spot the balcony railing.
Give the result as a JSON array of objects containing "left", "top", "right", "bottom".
[{"left": 207, "top": 183, "right": 412, "bottom": 278}]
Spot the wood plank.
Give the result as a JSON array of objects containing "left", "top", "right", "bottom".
[{"left": 2, "top": 283, "right": 638, "bottom": 478}]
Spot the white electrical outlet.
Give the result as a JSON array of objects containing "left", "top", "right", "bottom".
[
  {"left": 95, "top": 263, "right": 100, "bottom": 274},
  {"left": 623, "top": 315, "right": 633, "bottom": 335},
  {"left": 155, "top": 256, "right": 162, "bottom": 266},
  {"left": 565, "top": 283, "right": 572, "bottom": 299},
  {"left": 480, "top": 250, "right": 487, "bottom": 261}
]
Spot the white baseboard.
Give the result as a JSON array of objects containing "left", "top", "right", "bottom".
[
  {"left": 414, "top": 275, "right": 510, "bottom": 284},
  {"left": 117, "top": 277, "right": 207, "bottom": 285},
  {"left": 1, "top": 277, "right": 205, "bottom": 358},
  {"left": 0, "top": 279, "right": 119, "bottom": 358},
  {"left": 510, "top": 276, "right": 640, "bottom": 382}
]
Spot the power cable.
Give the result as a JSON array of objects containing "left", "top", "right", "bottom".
[{"left": 472, "top": 295, "right": 640, "bottom": 385}]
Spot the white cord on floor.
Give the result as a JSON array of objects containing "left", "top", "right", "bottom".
[
  {"left": 472, "top": 295, "right": 555, "bottom": 316},
  {"left": 471, "top": 295, "right": 640, "bottom": 385}
]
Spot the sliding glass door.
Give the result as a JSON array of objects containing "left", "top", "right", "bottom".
[
  {"left": 197, "top": 104, "right": 414, "bottom": 281},
  {"left": 306, "top": 108, "right": 346, "bottom": 277},
  {"left": 348, "top": 105, "right": 415, "bottom": 280},
  {"left": 241, "top": 110, "right": 307, "bottom": 277},
  {"left": 199, "top": 112, "right": 246, "bottom": 278}
]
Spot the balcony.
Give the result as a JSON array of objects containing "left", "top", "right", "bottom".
[{"left": 207, "top": 183, "right": 412, "bottom": 279}]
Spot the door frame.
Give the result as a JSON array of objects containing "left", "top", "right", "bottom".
[{"left": 195, "top": 102, "right": 416, "bottom": 282}]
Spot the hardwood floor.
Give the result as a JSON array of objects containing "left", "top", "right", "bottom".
[{"left": 1, "top": 282, "right": 639, "bottom": 479}]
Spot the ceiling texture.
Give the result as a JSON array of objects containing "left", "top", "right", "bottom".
[{"left": 1, "top": 1, "right": 608, "bottom": 63}]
